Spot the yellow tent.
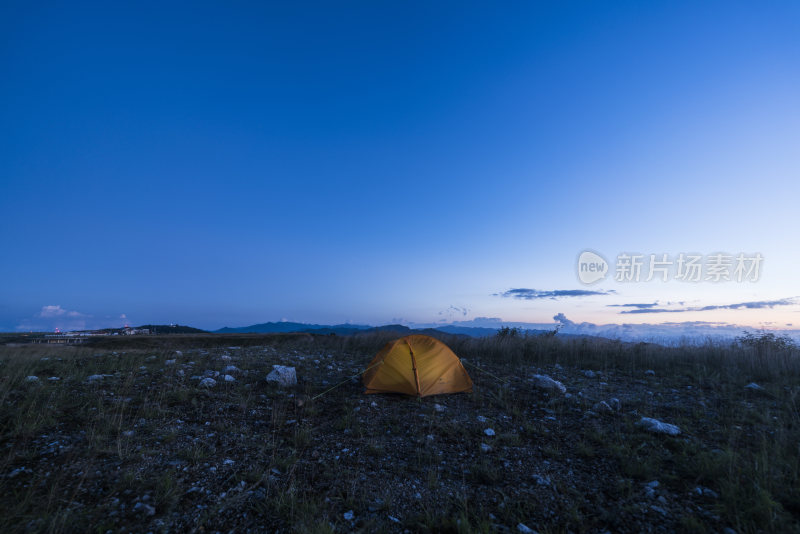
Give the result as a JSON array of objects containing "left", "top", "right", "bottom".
[{"left": 363, "top": 335, "right": 473, "bottom": 397}]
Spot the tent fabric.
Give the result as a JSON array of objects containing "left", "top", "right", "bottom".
[{"left": 362, "top": 335, "right": 473, "bottom": 397}]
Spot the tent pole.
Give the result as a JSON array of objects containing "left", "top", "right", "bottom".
[{"left": 407, "top": 338, "right": 422, "bottom": 397}]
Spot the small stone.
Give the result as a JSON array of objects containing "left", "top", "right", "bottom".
[
  {"left": 531, "top": 374, "right": 566, "bottom": 394},
  {"left": 133, "top": 502, "right": 156, "bottom": 516},
  {"left": 122, "top": 430, "right": 135, "bottom": 437},
  {"left": 198, "top": 377, "right": 217, "bottom": 388},
  {"left": 25, "top": 376, "right": 40, "bottom": 382},
  {"left": 608, "top": 398, "right": 621, "bottom": 411},
  {"left": 266, "top": 365, "right": 297, "bottom": 387},
  {"left": 86, "top": 374, "right": 104, "bottom": 382},
  {"left": 593, "top": 401, "right": 613, "bottom": 413},
  {"left": 165, "top": 359, "right": 176, "bottom": 365},
  {"left": 484, "top": 428, "right": 495, "bottom": 437},
  {"left": 583, "top": 370, "right": 596, "bottom": 378},
  {"left": 223, "top": 459, "right": 235, "bottom": 465},
  {"left": 481, "top": 443, "right": 492, "bottom": 452},
  {"left": 223, "top": 374, "right": 235, "bottom": 382},
  {"left": 343, "top": 510, "right": 354, "bottom": 521},
  {"left": 48, "top": 377, "right": 60, "bottom": 381},
  {"left": 744, "top": 382, "right": 764, "bottom": 391},
  {"left": 8, "top": 467, "right": 26, "bottom": 478},
  {"left": 433, "top": 403, "right": 445, "bottom": 412},
  {"left": 645, "top": 370, "right": 656, "bottom": 376},
  {"left": 476, "top": 415, "right": 487, "bottom": 423},
  {"left": 517, "top": 523, "right": 537, "bottom": 534},
  {"left": 223, "top": 365, "right": 240, "bottom": 373},
  {"left": 637, "top": 417, "right": 680, "bottom": 436}
]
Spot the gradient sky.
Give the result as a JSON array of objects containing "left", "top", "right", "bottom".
[{"left": 2, "top": 2, "right": 799, "bottom": 334}]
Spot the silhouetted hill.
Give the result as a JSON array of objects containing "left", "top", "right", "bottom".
[
  {"left": 215, "top": 322, "right": 372, "bottom": 335},
  {"left": 136, "top": 324, "right": 207, "bottom": 334}
]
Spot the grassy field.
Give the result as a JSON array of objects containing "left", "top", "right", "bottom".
[{"left": 1, "top": 332, "right": 798, "bottom": 533}]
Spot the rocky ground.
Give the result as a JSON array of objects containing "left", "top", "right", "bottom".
[{"left": 1, "top": 337, "right": 798, "bottom": 533}]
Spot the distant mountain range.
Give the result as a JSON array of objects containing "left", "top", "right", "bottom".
[{"left": 213, "top": 321, "right": 548, "bottom": 338}]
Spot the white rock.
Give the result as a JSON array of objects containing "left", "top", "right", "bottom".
[
  {"left": 86, "top": 374, "right": 105, "bottom": 382},
  {"left": 223, "top": 374, "right": 235, "bottom": 382},
  {"left": 608, "top": 398, "right": 621, "bottom": 411},
  {"left": 343, "top": 510, "right": 354, "bottom": 521},
  {"left": 531, "top": 374, "right": 566, "bottom": 394},
  {"left": 583, "top": 370, "right": 596, "bottom": 378},
  {"left": 481, "top": 443, "right": 492, "bottom": 452},
  {"left": 223, "top": 365, "right": 240, "bottom": 373},
  {"left": 25, "top": 376, "right": 40, "bottom": 382},
  {"left": 165, "top": 359, "right": 176, "bottom": 365},
  {"left": 517, "top": 522, "right": 537, "bottom": 533},
  {"left": 266, "top": 365, "right": 297, "bottom": 386},
  {"left": 221, "top": 355, "right": 232, "bottom": 361},
  {"left": 476, "top": 415, "right": 487, "bottom": 423},
  {"left": 175, "top": 351, "right": 182, "bottom": 356},
  {"left": 122, "top": 430, "right": 135, "bottom": 437},
  {"left": 744, "top": 382, "right": 764, "bottom": 391},
  {"left": 433, "top": 403, "right": 445, "bottom": 412},
  {"left": 645, "top": 370, "right": 656, "bottom": 376},
  {"left": 223, "top": 459, "right": 235, "bottom": 465},
  {"left": 637, "top": 417, "right": 680, "bottom": 436},
  {"left": 47, "top": 377, "right": 60, "bottom": 381},
  {"left": 484, "top": 428, "right": 495, "bottom": 437},
  {"left": 198, "top": 377, "right": 217, "bottom": 388}
]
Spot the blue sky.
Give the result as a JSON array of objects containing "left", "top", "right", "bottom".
[{"left": 2, "top": 2, "right": 799, "bottom": 335}]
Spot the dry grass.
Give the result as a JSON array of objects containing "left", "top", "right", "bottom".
[{"left": 0, "top": 332, "right": 798, "bottom": 533}]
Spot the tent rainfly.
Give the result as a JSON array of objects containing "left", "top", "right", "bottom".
[{"left": 362, "top": 335, "right": 473, "bottom": 397}]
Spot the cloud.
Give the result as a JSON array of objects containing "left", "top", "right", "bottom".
[
  {"left": 697, "top": 298, "right": 797, "bottom": 311},
  {"left": 607, "top": 302, "right": 659, "bottom": 309},
  {"left": 37, "top": 305, "right": 88, "bottom": 319},
  {"left": 553, "top": 313, "right": 574, "bottom": 326},
  {"left": 550, "top": 313, "right": 800, "bottom": 344},
  {"left": 17, "top": 305, "right": 98, "bottom": 332},
  {"left": 617, "top": 297, "right": 797, "bottom": 314},
  {"left": 620, "top": 308, "right": 685, "bottom": 314},
  {"left": 497, "top": 288, "right": 614, "bottom": 300},
  {"left": 438, "top": 305, "right": 469, "bottom": 316}
]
